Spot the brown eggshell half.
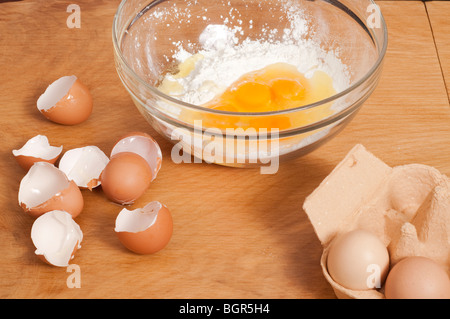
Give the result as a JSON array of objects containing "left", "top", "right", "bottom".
[
  {"left": 12, "top": 135, "right": 63, "bottom": 171},
  {"left": 100, "top": 152, "right": 152, "bottom": 205},
  {"left": 111, "top": 131, "right": 162, "bottom": 181},
  {"left": 115, "top": 202, "right": 173, "bottom": 255},
  {"left": 37, "top": 76, "right": 93, "bottom": 125},
  {"left": 21, "top": 180, "right": 84, "bottom": 218},
  {"left": 19, "top": 162, "right": 84, "bottom": 218},
  {"left": 14, "top": 155, "right": 60, "bottom": 171}
]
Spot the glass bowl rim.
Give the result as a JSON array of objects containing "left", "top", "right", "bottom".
[{"left": 112, "top": 0, "right": 388, "bottom": 117}]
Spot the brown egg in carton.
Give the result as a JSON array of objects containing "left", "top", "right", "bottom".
[{"left": 303, "top": 144, "right": 450, "bottom": 299}]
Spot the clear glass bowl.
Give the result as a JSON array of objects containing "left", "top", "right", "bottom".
[{"left": 112, "top": 0, "right": 387, "bottom": 172}]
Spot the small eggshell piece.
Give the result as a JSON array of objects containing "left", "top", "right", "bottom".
[
  {"left": 31, "top": 210, "right": 83, "bottom": 267},
  {"left": 115, "top": 201, "right": 173, "bottom": 254},
  {"left": 37, "top": 75, "right": 93, "bottom": 125},
  {"left": 18, "top": 162, "right": 84, "bottom": 218},
  {"left": 100, "top": 152, "right": 152, "bottom": 205},
  {"left": 58, "top": 145, "right": 109, "bottom": 190},
  {"left": 385, "top": 256, "right": 450, "bottom": 299},
  {"left": 111, "top": 132, "right": 162, "bottom": 181},
  {"left": 12, "top": 135, "right": 63, "bottom": 171},
  {"left": 326, "top": 229, "right": 390, "bottom": 290}
]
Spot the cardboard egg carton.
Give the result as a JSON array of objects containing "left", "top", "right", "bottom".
[{"left": 303, "top": 144, "right": 450, "bottom": 299}]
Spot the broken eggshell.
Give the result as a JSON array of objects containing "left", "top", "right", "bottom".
[
  {"left": 31, "top": 210, "right": 83, "bottom": 267},
  {"left": 18, "top": 162, "right": 84, "bottom": 218},
  {"left": 111, "top": 132, "right": 162, "bottom": 181},
  {"left": 58, "top": 145, "right": 109, "bottom": 190},
  {"left": 37, "top": 75, "right": 93, "bottom": 125},
  {"left": 12, "top": 135, "right": 63, "bottom": 171},
  {"left": 100, "top": 152, "right": 152, "bottom": 205},
  {"left": 114, "top": 201, "right": 173, "bottom": 254}
]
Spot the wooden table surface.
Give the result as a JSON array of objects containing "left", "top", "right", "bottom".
[{"left": 1, "top": 0, "right": 449, "bottom": 299}]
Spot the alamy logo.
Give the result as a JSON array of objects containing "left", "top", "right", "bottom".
[
  {"left": 66, "top": 264, "right": 81, "bottom": 288},
  {"left": 366, "top": 263, "right": 382, "bottom": 289},
  {"left": 367, "top": 4, "right": 381, "bottom": 29},
  {"left": 170, "top": 120, "right": 280, "bottom": 174},
  {"left": 66, "top": 4, "right": 81, "bottom": 29}
]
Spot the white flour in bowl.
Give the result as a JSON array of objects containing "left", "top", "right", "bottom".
[
  {"left": 151, "top": 4, "right": 352, "bottom": 168},
  {"left": 159, "top": 11, "right": 350, "bottom": 108}
]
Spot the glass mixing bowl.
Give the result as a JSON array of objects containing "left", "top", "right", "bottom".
[{"left": 112, "top": 0, "right": 387, "bottom": 172}]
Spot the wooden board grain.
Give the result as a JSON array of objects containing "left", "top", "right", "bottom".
[
  {"left": 427, "top": 1, "right": 450, "bottom": 101},
  {"left": 331, "top": 0, "right": 450, "bottom": 173},
  {"left": 0, "top": 0, "right": 449, "bottom": 299}
]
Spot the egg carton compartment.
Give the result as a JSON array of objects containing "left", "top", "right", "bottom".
[{"left": 303, "top": 144, "right": 450, "bottom": 299}]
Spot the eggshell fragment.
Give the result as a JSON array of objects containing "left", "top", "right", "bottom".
[
  {"left": 31, "top": 210, "right": 83, "bottom": 267},
  {"left": 100, "top": 152, "right": 152, "bottom": 205},
  {"left": 12, "top": 135, "right": 63, "bottom": 171},
  {"left": 37, "top": 75, "right": 93, "bottom": 125},
  {"left": 59, "top": 145, "right": 109, "bottom": 190},
  {"left": 115, "top": 201, "right": 173, "bottom": 254},
  {"left": 111, "top": 132, "right": 162, "bottom": 181},
  {"left": 18, "top": 162, "right": 84, "bottom": 218}
]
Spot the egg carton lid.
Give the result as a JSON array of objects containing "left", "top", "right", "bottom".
[{"left": 302, "top": 144, "right": 392, "bottom": 246}]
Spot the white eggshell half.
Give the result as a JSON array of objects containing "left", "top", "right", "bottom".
[
  {"left": 115, "top": 201, "right": 162, "bottom": 233},
  {"left": 59, "top": 146, "right": 109, "bottom": 189},
  {"left": 37, "top": 75, "right": 77, "bottom": 112},
  {"left": 12, "top": 135, "right": 63, "bottom": 160},
  {"left": 31, "top": 210, "right": 83, "bottom": 267},
  {"left": 19, "top": 162, "right": 70, "bottom": 209}
]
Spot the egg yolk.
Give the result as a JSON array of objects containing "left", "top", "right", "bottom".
[
  {"left": 202, "top": 62, "right": 336, "bottom": 130},
  {"left": 204, "top": 63, "right": 334, "bottom": 111}
]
